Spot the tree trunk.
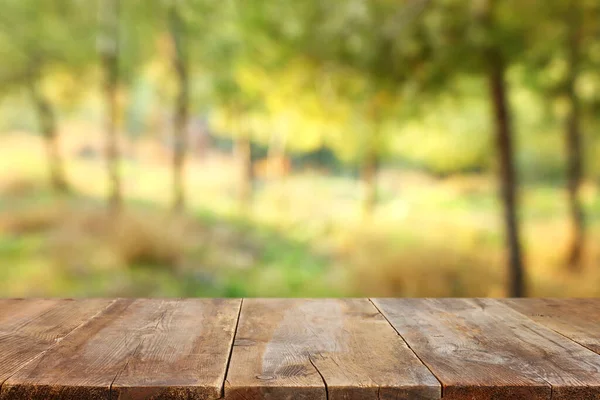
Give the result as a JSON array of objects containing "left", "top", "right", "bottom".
[
  {"left": 266, "top": 128, "right": 290, "bottom": 181},
  {"left": 480, "top": 0, "right": 526, "bottom": 297},
  {"left": 169, "top": 1, "right": 188, "bottom": 213},
  {"left": 565, "top": 3, "right": 585, "bottom": 270},
  {"left": 29, "top": 83, "right": 69, "bottom": 193},
  {"left": 361, "top": 137, "right": 379, "bottom": 218},
  {"left": 100, "top": 0, "right": 122, "bottom": 212},
  {"left": 235, "top": 131, "right": 254, "bottom": 208},
  {"left": 487, "top": 50, "right": 526, "bottom": 297},
  {"left": 361, "top": 104, "right": 382, "bottom": 218}
]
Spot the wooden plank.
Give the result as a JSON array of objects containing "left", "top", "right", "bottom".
[
  {"left": 373, "top": 298, "right": 600, "bottom": 400},
  {"left": 111, "top": 298, "right": 241, "bottom": 400},
  {"left": 0, "top": 299, "right": 166, "bottom": 400},
  {"left": 502, "top": 298, "right": 600, "bottom": 354},
  {"left": 0, "top": 299, "right": 62, "bottom": 332},
  {"left": 0, "top": 299, "right": 112, "bottom": 387},
  {"left": 225, "top": 298, "right": 440, "bottom": 400}
]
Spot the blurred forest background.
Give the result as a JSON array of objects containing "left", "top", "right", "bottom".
[{"left": 0, "top": 0, "right": 599, "bottom": 298}]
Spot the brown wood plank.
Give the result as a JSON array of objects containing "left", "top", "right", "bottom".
[
  {"left": 0, "top": 299, "right": 168, "bottom": 400},
  {"left": 373, "top": 298, "right": 600, "bottom": 400},
  {"left": 0, "top": 299, "right": 112, "bottom": 387},
  {"left": 0, "top": 299, "right": 62, "bottom": 332},
  {"left": 111, "top": 298, "right": 241, "bottom": 400},
  {"left": 225, "top": 298, "right": 440, "bottom": 400},
  {"left": 502, "top": 298, "right": 600, "bottom": 355}
]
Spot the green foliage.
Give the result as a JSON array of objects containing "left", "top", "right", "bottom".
[{"left": 0, "top": 0, "right": 96, "bottom": 108}]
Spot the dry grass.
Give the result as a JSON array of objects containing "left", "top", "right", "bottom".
[
  {"left": 111, "top": 214, "right": 188, "bottom": 267},
  {"left": 49, "top": 207, "right": 192, "bottom": 273},
  {"left": 342, "top": 227, "right": 504, "bottom": 297},
  {"left": 0, "top": 201, "right": 192, "bottom": 273},
  {"left": 0, "top": 202, "right": 64, "bottom": 234},
  {"left": 526, "top": 221, "right": 600, "bottom": 297},
  {"left": 0, "top": 176, "right": 46, "bottom": 198},
  {"left": 0, "top": 193, "right": 265, "bottom": 283},
  {"left": 343, "top": 218, "right": 600, "bottom": 298}
]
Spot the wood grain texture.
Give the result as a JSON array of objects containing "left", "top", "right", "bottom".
[
  {"left": 373, "top": 298, "right": 600, "bottom": 400},
  {"left": 0, "top": 299, "right": 112, "bottom": 387},
  {"left": 2, "top": 298, "right": 600, "bottom": 400},
  {"left": 111, "top": 298, "right": 241, "bottom": 400},
  {"left": 0, "top": 299, "right": 163, "bottom": 400},
  {"left": 502, "top": 298, "right": 600, "bottom": 355},
  {"left": 0, "top": 299, "right": 61, "bottom": 331},
  {"left": 225, "top": 298, "right": 440, "bottom": 400}
]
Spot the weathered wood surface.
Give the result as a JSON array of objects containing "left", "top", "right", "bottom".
[
  {"left": 112, "top": 299, "right": 241, "bottom": 400},
  {"left": 374, "top": 298, "right": 600, "bottom": 400},
  {"left": 1, "top": 299, "right": 241, "bottom": 400},
  {"left": 224, "top": 298, "right": 440, "bottom": 400},
  {"left": 502, "top": 298, "right": 600, "bottom": 355},
  {"left": 0, "top": 298, "right": 599, "bottom": 400},
  {"left": 1, "top": 299, "right": 143, "bottom": 399},
  {"left": 0, "top": 299, "right": 112, "bottom": 387}
]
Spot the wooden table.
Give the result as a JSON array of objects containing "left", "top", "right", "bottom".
[{"left": 0, "top": 299, "right": 598, "bottom": 399}]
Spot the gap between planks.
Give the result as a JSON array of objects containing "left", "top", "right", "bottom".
[
  {"left": 222, "top": 298, "right": 244, "bottom": 399},
  {"left": 502, "top": 299, "right": 600, "bottom": 357},
  {"left": 499, "top": 300, "right": 600, "bottom": 400},
  {"left": 307, "top": 353, "right": 329, "bottom": 400},
  {"left": 223, "top": 299, "right": 441, "bottom": 400},
  {"left": 374, "top": 298, "right": 600, "bottom": 400},
  {"left": 368, "top": 298, "right": 445, "bottom": 397}
]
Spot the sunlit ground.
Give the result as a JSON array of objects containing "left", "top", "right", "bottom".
[{"left": 1, "top": 126, "right": 599, "bottom": 297}]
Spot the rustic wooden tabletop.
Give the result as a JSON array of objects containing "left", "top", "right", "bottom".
[{"left": 0, "top": 298, "right": 598, "bottom": 399}]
